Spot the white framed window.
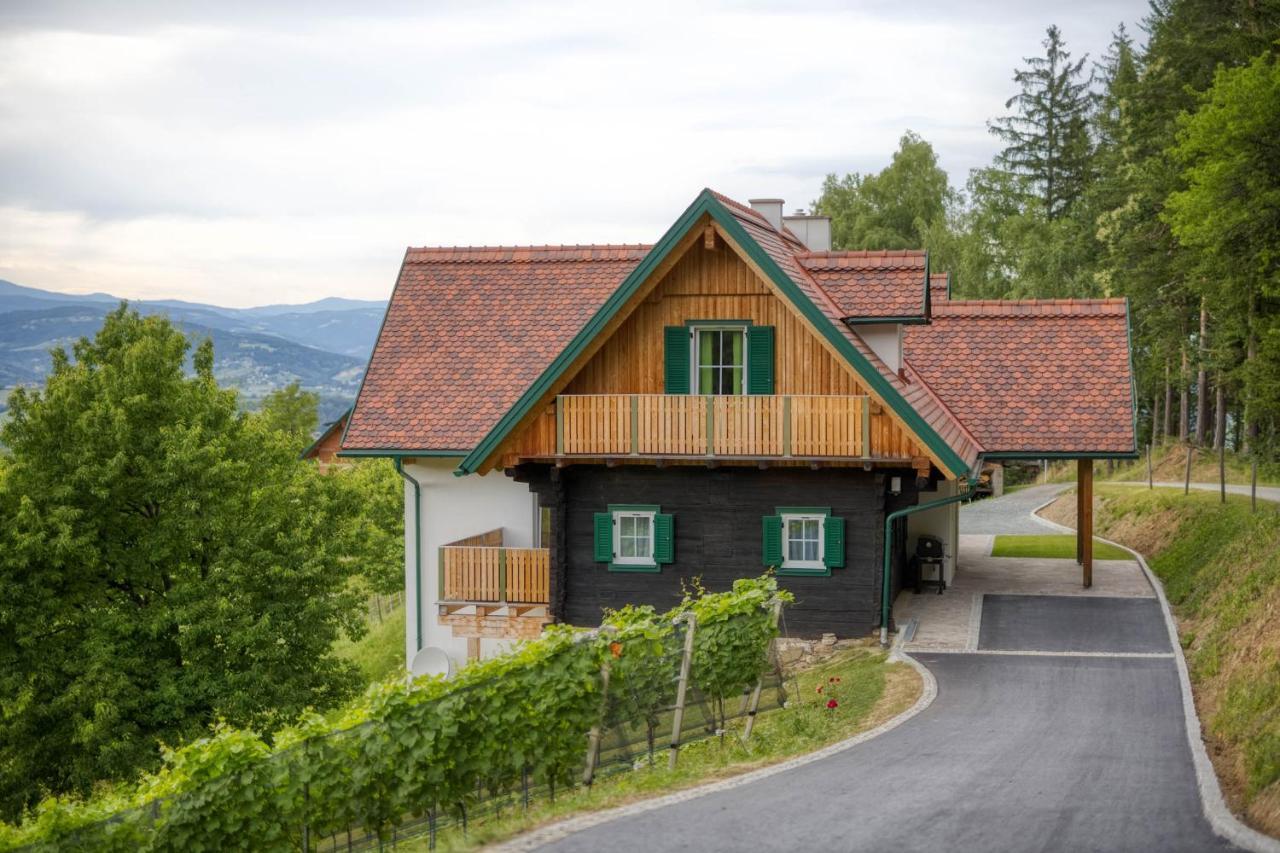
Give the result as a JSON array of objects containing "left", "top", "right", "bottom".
[
  {"left": 781, "top": 513, "right": 825, "bottom": 570},
  {"left": 691, "top": 325, "right": 746, "bottom": 395},
  {"left": 612, "top": 509, "right": 656, "bottom": 566}
]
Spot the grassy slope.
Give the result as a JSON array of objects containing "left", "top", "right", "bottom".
[
  {"left": 407, "top": 647, "right": 920, "bottom": 851},
  {"left": 1042, "top": 485, "right": 1280, "bottom": 835},
  {"left": 334, "top": 606, "right": 406, "bottom": 684},
  {"left": 1045, "top": 443, "right": 1280, "bottom": 487},
  {"left": 991, "top": 534, "right": 1131, "bottom": 561}
]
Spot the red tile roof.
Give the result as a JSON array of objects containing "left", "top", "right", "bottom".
[
  {"left": 797, "top": 250, "right": 928, "bottom": 318},
  {"left": 904, "top": 300, "right": 1135, "bottom": 454},
  {"left": 342, "top": 245, "right": 648, "bottom": 451},
  {"left": 344, "top": 193, "right": 1135, "bottom": 467}
]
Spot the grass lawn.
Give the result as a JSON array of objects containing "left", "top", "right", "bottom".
[
  {"left": 334, "top": 605, "right": 406, "bottom": 684},
  {"left": 401, "top": 646, "right": 919, "bottom": 851},
  {"left": 991, "top": 534, "right": 1132, "bottom": 561}
]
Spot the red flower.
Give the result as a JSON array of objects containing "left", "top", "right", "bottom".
[{"left": 826, "top": 699, "right": 838, "bottom": 709}]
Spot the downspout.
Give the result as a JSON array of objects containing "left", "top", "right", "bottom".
[
  {"left": 394, "top": 458, "right": 424, "bottom": 652},
  {"left": 880, "top": 480, "right": 977, "bottom": 646}
]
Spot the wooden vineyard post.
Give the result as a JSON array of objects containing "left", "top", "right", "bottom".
[
  {"left": 742, "top": 599, "right": 783, "bottom": 744},
  {"left": 1148, "top": 443, "right": 1154, "bottom": 490},
  {"left": 1220, "top": 440, "right": 1226, "bottom": 504},
  {"left": 668, "top": 612, "right": 697, "bottom": 770},
  {"left": 1253, "top": 456, "right": 1259, "bottom": 513},
  {"left": 581, "top": 638, "right": 614, "bottom": 788},
  {"left": 1184, "top": 445, "right": 1194, "bottom": 495}
]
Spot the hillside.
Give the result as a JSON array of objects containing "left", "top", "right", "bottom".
[
  {"left": 0, "top": 281, "right": 386, "bottom": 421},
  {"left": 1042, "top": 486, "right": 1280, "bottom": 836}
]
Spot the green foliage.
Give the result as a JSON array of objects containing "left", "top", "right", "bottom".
[
  {"left": 0, "top": 306, "right": 365, "bottom": 821},
  {"left": 989, "top": 25, "right": 1095, "bottom": 220},
  {"left": 327, "top": 459, "right": 405, "bottom": 596},
  {"left": 679, "top": 576, "right": 793, "bottom": 730},
  {"left": 334, "top": 605, "right": 407, "bottom": 684},
  {"left": 255, "top": 381, "right": 320, "bottom": 440},
  {"left": 0, "top": 576, "right": 788, "bottom": 850},
  {"left": 813, "top": 131, "right": 954, "bottom": 252}
]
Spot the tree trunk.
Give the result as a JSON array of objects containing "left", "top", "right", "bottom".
[
  {"left": 1178, "top": 345, "right": 1190, "bottom": 443},
  {"left": 1213, "top": 382, "right": 1226, "bottom": 452},
  {"left": 1195, "top": 301, "right": 1208, "bottom": 445},
  {"left": 1152, "top": 393, "right": 1162, "bottom": 449},
  {"left": 1245, "top": 294, "right": 1258, "bottom": 455},
  {"left": 1163, "top": 362, "right": 1174, "bottom": 440}
]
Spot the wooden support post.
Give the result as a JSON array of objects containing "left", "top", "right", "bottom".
[
  {"left": 1219, "top": 440, "right": 1226, "bottom": 504},
  {"left": 1075, "top": 467, "right": 1084, "bottom": 565},
  {"left": 467, "top": 637, "right": 480, "bottom": 661},
  {"left": 668, "top": 613, "right": 697, "bottom": 770},
  {"left": 1184, "top": 444, "right": 1194, "bottom": 495},
  {"left": 1148, "top": 443, "right": 1154, "bottom": 490},
  {"left": 742, "top": 600, "right": 783, "bottom": 744},
  {"left": 1080, "top": 458, "right": 1093, "bottom": 588},
  {"left": 582, "top": 646, "right": 613, "bottom": 788},
  {"left": 555, "top": 396, "right": 564, "bottom": 456}
]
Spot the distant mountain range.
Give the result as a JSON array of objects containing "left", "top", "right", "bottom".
[{"left": 0, "top": 280, "right": 387, "bottom": 422}]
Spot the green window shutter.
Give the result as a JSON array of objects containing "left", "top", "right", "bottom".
[
  {"left": 824, "top": 516, "right": 845, "bottom": 568},
  {"left": 653, "top": 513, "right": 675, "bottom": 564},
  {"left": 762, "top": 515, "right": 782, "bottom": 566},
  {"left": 664, "top": 326, "right": 690, "bottom": 394},
  {"left": 593, "top": 513, "right": 613, "bottom": 563},
  {"left": 746, "top": 325, "right": 775, "bottom": 394}
]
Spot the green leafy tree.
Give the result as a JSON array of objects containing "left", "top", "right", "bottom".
[
  {"left": 330, "top": 459, "right": 404, "bottom": 596},
  {"left": 989, "top": 25, "right": 1095, "bottom": 220},
  {"left": 813, "top": 131, "right": 955, "bottom": 250},
  {"left": 0, "top": 306, "right": 364, "bottom": 820},
  {"left": 256, "top": 381, "right": 319, "bottom": 439},
  {"left": 1166, "top": 52, "right": 1280, "bottom": 450}
]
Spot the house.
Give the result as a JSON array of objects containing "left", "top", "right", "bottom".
[
  {"left": 300, "top": 407, "right": 351, "bottom": 468},
  {"left": 340, "top": 190, "right": 1136, "bottom": 667}
]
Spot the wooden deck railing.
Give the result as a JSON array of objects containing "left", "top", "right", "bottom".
[
  {"left": 438, "top": 546, "right": 550, "bottom": 604},
  {"left": 556, "top": 394, "right": 871, "bottom": 458}
]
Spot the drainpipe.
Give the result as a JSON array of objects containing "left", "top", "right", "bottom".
[
  {"left": 880, "top": 481, "right": 977, "bottom": 646},
  {"left": 394, "top": 458, "right": 424, "bottom": 652}
]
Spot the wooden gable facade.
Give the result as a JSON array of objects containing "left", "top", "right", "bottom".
[{"left": 503, "top": 219, "right": 932, "bottom": 471}]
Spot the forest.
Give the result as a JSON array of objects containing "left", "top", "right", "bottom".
[{"left": 814, "top": 0, "right": 1280, "bottom": 466}]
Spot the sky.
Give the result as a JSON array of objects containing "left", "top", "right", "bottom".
[{"left": 0, "top": 1, "right": 1150, "bottom": 308}]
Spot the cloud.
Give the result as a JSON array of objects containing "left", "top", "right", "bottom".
[{"left": 0, "top": 0, "right": 1149, "bottom": 306}]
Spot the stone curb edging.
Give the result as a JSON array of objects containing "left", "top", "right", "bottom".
[
  {"left": 491, "top": 653, "right": 938, "bottom": 852},
  {"left": 1030, "top": 491, "right": 1280, "bottom": 852}
]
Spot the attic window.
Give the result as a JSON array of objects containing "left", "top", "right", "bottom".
[{"left": 692, "top": 326, "right": 745, "bottom": 395}]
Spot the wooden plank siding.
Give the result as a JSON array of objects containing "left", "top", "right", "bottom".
[
  {"left": 439, "top": 546, "right": 550, "bottom": 604},
  {"left": 520, "top": 463, "right": 927, "bottom": 638},
  {"left": 508, "top": 239, "right": 924, "bottom": 462}
]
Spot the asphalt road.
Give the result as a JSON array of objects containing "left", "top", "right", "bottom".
[
  {"left": 535, "top": 595, "right": 1237, "bottom": 853},
  {"left": 959, "top": 484, "right": 1069, "bottom": 535}
]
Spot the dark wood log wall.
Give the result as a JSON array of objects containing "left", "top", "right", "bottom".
[{"left": 519, "top": 464, "right": 924, "bottom": 638}]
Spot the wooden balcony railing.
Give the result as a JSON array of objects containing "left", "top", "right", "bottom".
[
  {"left": 555, "top": 394, "right": 871, "bottom": 458},
  {"left": 438, "top": 546, "right": 550, "bottom": 604}
]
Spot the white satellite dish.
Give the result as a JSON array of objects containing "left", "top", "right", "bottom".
[{"left": 410, "top": 646, "right": 454, "bottom": 679}]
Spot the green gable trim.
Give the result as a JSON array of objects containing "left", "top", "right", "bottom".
[
  {"left": 977, "top": 450, "right": 1141, "bottom": 458},
  {"left": 705, "top": 198, "right": 971, "bottom": 479},
  {"left": 841, "top": 316, "right": 929, "bottom": 325},
  {"left": 455, "top": 189, "right": 971, "bottom": 478}
]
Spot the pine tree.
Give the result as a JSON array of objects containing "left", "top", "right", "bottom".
[{"left": 989, "top": 25, "right": 1095, "bottom": 220}]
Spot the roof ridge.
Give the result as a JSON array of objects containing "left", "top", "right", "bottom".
[{"left": 404, "top": 244, "right": 652, "bottom": 263}]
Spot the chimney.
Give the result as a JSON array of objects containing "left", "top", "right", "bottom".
[
  {"left": 782, "top": 209, "right": 832, "bottom": 252},
  {"left": 748, "top": 198, "right": 784, "bottom": 230}
]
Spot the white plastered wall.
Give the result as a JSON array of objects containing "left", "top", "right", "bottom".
[
  {"left": 906, "top": 479, "right": 960, "bottom": 586},
  {"left": 401, "top": 458, "right": 537, "bottom": 670},
  {"left": 857, "top": 324, "right": 902, "bottom": 373}
]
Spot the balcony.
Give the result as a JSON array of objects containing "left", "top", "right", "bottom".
[
  {"left": 439, "top": 544, "right": 550, "bottom": 605},
  {"left": 554, "top": 394, "right": 873, "bottom": 459}
]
